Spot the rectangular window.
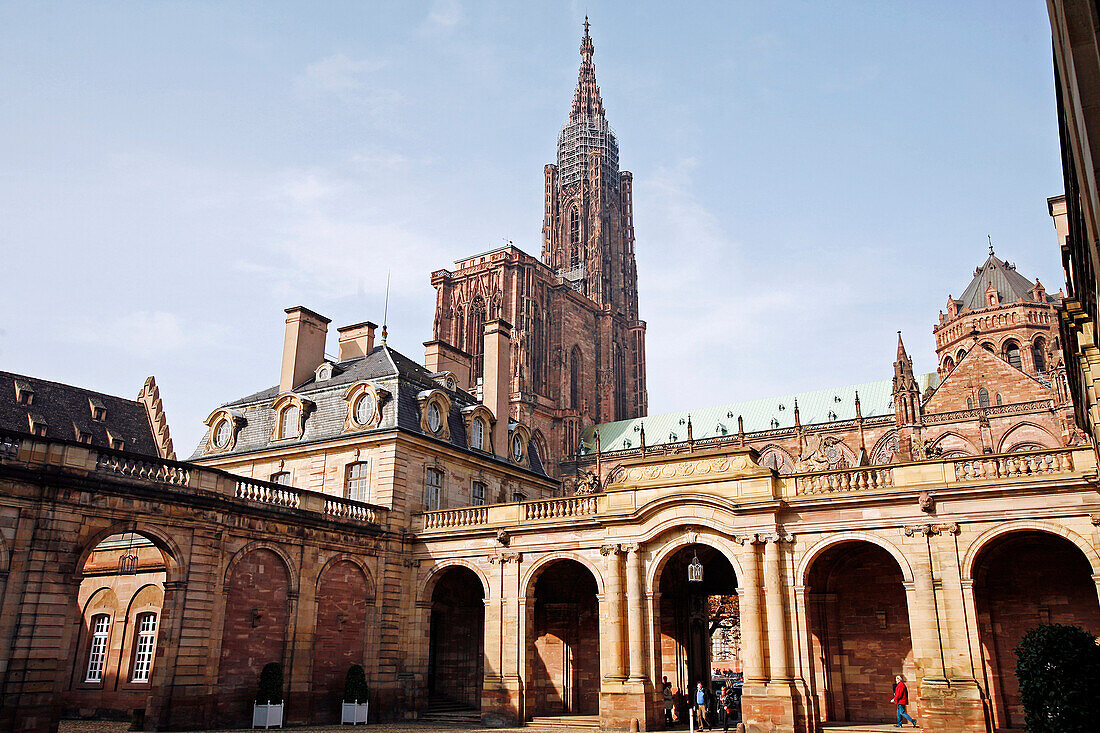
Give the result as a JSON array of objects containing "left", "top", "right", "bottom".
[
  {"left": 270, "top": 471, "right": 290, "bottom": 485},
  {"left": 471, "top": 480, "right": 486, "bottom": 506},
  {"left": 345, "top": 462, "right": 369, "bottom": 503},
  {"left": 130, "top": 613, "right": 157, "bottom": 682},
  {"left": 86, "top": 614, "right": 110, "bottom": 682},
  {"left": 511, "top": 492, "right": 527, "bottom": 503},
  {"left": 425, "top": 468, "right": 443, "bottom": 511}
]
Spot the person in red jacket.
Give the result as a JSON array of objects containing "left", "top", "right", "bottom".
[{"left": 891, "top": 675, "right": 918, "bottom": 727}]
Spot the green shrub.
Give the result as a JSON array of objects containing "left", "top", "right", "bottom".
[
  {"left": 1014, "top": 623, "right": 1100, "bottom": 733},
  {"left": 344, "top": 664, "right": 369, "bottom": 703},
  {"left": 256, "top": 662, "right": 284, "bottom": 704}
]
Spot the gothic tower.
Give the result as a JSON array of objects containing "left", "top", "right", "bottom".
[{"left": 428, "top": 21, "right": 648, "bottom": 476}]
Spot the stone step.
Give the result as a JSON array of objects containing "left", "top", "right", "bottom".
[
  {"left": 528, "top": 714, "right": 602, "bottom": 730},
  {"left": 821, "top": 724, "right": 923, "bottom": 732}
]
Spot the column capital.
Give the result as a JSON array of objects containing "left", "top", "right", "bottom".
[
  {"left": 622, "top": 542, "right": 644, "bottom": 555},
  {"left": 904, "top": 522, "right": 959, "bottom": 537},
  {"left": 1090, "top": 513, "right": 1100, "bottom": 526},
  {"left": 488, "top": 552, "right": 523, "bottom": 564},
  {"left": 599, "top": 543, "right": 622, "bottom": 556}
]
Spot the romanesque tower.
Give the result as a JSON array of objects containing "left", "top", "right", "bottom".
[{"left": 428, "top": 21, "right": 648, "bottom": 476}]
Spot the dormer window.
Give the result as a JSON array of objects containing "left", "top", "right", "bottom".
[
  {"left": 512, "top": 434, "right": 524, "bottom": 462},
  {"left": 14, "top": 381, "right": 34, "bottom": 406},
  {"left": 428, "top": 403, "right": 443, "bottom": 433},
  {"left": 75, "top": 426, "right": 92, "bottom": 444},
  {"left": 417, "top": 389, "right": 452, "bottom": 440},
  {"left": 279, "top": 404, "right": 300, "bottom": 440},
  {"left": 354, "top": 393, "right": 375, "bottom": 426},
  {"left": 471, "top": 417, "right": 485, "bottom": 450},
  {"left": 342, "top": 381, "right": 386, "bottom": 433},
  {"left": 269, "top": 393, "right": 311, "bottom": 442},
  {"left": 315, "top": 362, "right": 335, "bottom": 382},
  {"left": 213, "top": 420, "right": 231, "bottom": 448},
  {"left": 89, "top": 398, "right": 107, "bottom": 422},
  {"left": 204, "top": 408, "right": 245, "bottom": 454},
  {"left": 28, "top": 415, "right": 46, "bottom": 437},
  {"left": 107, "top": 431, "right": 125, "bottom": 450}
]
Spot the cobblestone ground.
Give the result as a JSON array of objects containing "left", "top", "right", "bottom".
[{"left": 59, "top": 721, "right": 557, "bottom": 733}]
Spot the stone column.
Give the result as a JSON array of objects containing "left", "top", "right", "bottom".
[
  {"left": 763, "top": 536, "right": 791, "bottom": 683},
  {"left": 600, "top": 544, "right": 627, "bottom": 681},
  {"left": 625, "top": 544, "right": 647, "bottom": 682},
  {"left": 738, "top": 537, "right": 766, "bottom": 685}
]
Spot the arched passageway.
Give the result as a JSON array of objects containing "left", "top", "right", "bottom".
[
  {"left": 525, "top": 559, "right": 601, "bottom": 717},
  {"left": 65, "top": 531, "right": 172, "bottom": 723},
  {"left": 311, "top": 559, "right": 374, "bottom": 722},
  {"left": 655, "top": 544, "right": 740, "bottom": 705},
  {"left": 806, "top": 541, "right": 916, "bottom": 725},
  {"left": 428, "top": 566, "right": 485, "bottom": 710},
  {"left": 973, "top": 531, "right": 1100, "bottom": 730}
]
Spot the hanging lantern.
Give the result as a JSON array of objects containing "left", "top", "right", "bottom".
[
  {"left": 116, "top": 531, "right": 138, "bottom": 576},
  {"left": 688, "top": 552, "right": 704, "bottom": 583}
]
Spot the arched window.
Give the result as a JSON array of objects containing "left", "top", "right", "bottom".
[
  {"left": 943, "top": 356, "right": 955, "bottom": 373},
  {"left": 470, "top": 417, "right": 485, "bottom": 451},
  {"left": 85, "top": 614, "right": 111, "bottom": 682},
  {"left": 978, "top": 388, "right": 991, "bottom": 409},
  {"left": 569, "top": 347, "right": 582, "bottom": 410},
  {"left": 995, "top": 393, "right": 1002, "bottom": 406},
  {"left": 967, "top": 398, "right": 973, "bottom": 410},
  {"left": 1003, "top": 341, "right": 1022, "bottom": 370},
  {"left": 956, "top": 348, "right": 967, "bottom": 362},
  {"left": 614, "top": 344, "right": 627, "bottom": 420},
  {"left": 279, "top": 404, "right": 299, "bottom": 440},
  {"left": 469, "top": 296, "right": 486, "bottom": 381},
  {"left": 982, "top": 342, "right": 994, "bottom": 352},
  {"left": 1032, "top": 338, "right": 1047, "bottom": 372},
  {"left": 130, "top": 612, "right": 158, "bottom": 683},
  {"left": 569, "top": 207, "right": 581, "bottom": 268}
]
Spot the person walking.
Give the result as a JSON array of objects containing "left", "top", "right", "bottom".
[
  {"left": 891, "top": 675, "right": 918, "bottom": 728},
  {"left": 719, "top": 683, "right": 737, "bottom": 731},
  {"left": 662, "top": 679, "right": 674, "bottom": 727},
  {"left": 694, "top": 681, "right": 712, "bottom": 730}
]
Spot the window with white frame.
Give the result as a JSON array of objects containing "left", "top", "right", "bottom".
[
  {"left": 280, "top": 404, "right": 299, "bottom": 440},
  {"left": 470, "top": 417, "right": 485, "bottom": 450},
  {"left": 85, "top": 614, "right": 111, "bottom": 682},
  {"left": 270, "top": 471, "right": 290, "bottom": 485},
  {"left": 472, "top": 480, "right": 486, "bottom": 506},
  {"left": 425, "top": 467, "right": 443, "bottom": 510},
  {"left": 130, "top": 612, "right": 157, "bottom": 682},
  {"left": 345, "top": 462, "right": 369, "bottom": 502}
]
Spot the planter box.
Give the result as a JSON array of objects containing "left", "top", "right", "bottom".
[
  {"left": 253, "top": 701, "right": 284, "bottom": 729},
  {"left": 342, "top": 700, "right": 369, "bottom": 724}
]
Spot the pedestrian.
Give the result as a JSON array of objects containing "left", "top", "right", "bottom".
[
  {"left": 662, "top": 678, "right": 674, "bottom": 727},
  {"left": 719, "top": 683, "right": 736, "bottom": 731},
  {"left": 891, "top": 675, "right": 918, "bottom": 728},
  {"left": 694, "top": 681, "right": 712, "bottom": 730}
]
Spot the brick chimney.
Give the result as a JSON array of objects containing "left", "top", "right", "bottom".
[
  {"left": 481, "top": 320, "right": 512, "bottom": 457},
  {"left": 280, "top": 306, "right": 331, "bottom": 394},
  {"left": 337, "top": 321, "right": 377, "bottom": 361}
]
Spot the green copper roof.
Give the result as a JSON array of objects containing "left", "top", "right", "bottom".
[{"left": 580, "top": 373, "right": 939, "bottom": 454}]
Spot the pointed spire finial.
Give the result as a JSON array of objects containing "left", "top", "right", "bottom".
[{"left": 988, "top": 234, "right": 994, "bottom": 256}]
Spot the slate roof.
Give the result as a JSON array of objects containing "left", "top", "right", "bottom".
[
  {"left": 582, "top": 374, "right": 940, "bottom": 453},
  {"left": 0, "top": 370, "right": 159, "bottom": 456},
  {"left": 956, "top": 254, "right": 1059, "bottom": 311},
  {"left": 191, "top": 345, "right": 546, "bottom": 475}
]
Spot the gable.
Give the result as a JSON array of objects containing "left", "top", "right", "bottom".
[{"left": 923, "top": 347, "right": 1052, "bottom": 414}]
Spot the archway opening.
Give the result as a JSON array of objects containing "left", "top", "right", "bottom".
[
  {"left": 806, "top": 541, "right": 915, "bottom": 725},
  {"left": 66, "top": 531, "right": 172, "bottom": 724},
  {"left": 311, "top": 560, "right": 373, "bottom": 723},
  {"left": 526, "top": 559, "right": 600, "bottom": 717},
  {"left": 656, "top": 544, "right": 739, "bottom": 707},
  {"left": 973, "top": 531, "right": 1100, "bottom": 730},
  {"left": 428, "top": 566, "right": 485, "bottom": 710}
]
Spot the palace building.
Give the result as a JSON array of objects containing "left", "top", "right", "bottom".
[{"left": 0, "top": 19, "right": 1098, "bottom": 733}]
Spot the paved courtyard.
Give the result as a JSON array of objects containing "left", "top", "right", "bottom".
[{"left": 58, "top": 721, "right": 565, "bottom": 733}]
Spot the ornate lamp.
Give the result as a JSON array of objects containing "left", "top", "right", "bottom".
[
  {"left": 688, "top": 552, "right": 703, "bottom": 583},
  {"left": 116, "top": 531, "right": 138, "bottom": 576}
]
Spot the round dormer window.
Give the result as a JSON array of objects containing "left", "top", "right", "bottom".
[
  {"left": 213, "top": 420, "right": 230, "bottom": 448},
  {"left": 354, "top": 392, "right": 375, "bottom": 426},
  {"left": 428, "top": 403, "right": 443, "bottom": 433},
  {"left": 446, "top": 377, "right": 456, "bottom": 390},
  {"left": 470, "top": 418, "right": 485, "bottom": 450},
  {"left": 512, "top": 434, "right": 524, "bottom": 462}
]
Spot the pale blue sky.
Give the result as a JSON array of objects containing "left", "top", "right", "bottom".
[{"left": 0, "top": 1, "right": 1065, "bottom": 454}]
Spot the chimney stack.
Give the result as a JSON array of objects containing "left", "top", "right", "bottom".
[
  {"left": 337, "top": 321, "right": 377, "bottom": 361},
  {"left": 481, "top": 320, "right": 512, "bottom": 457},
  {"left": 280, "top": 306, "right": 331, "bottom": 394}
]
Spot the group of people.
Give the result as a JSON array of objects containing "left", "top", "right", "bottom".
[
  {"left": 657, "top": 674, "right": 918, "bottom": 730},
  {"left": 659, "top": 677, "right": 740, "bottom": 731}
]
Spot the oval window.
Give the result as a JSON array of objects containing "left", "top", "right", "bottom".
[
  {"left": 214, "top": 420, "right": 230, "bottom": 448},
  {"left": 354, "top": 392, "right": 375, "bottom": 426},
  {"left": 471, "top": 418, "right": 484, "bottom": 450},
  {"left": 428, "top": 403, "right": 443, "bottom": 433},
  {"left": 512, "top": 434, "right": 524, "bottom": 462}
]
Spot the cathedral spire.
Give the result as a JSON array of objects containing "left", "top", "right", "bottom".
[{"left": 571, "top": 18, "right": 606, "bottom": 122}]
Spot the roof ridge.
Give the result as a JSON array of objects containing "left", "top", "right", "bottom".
[{"left": 0, "top": 370, "right": 142, "bottom": 405}]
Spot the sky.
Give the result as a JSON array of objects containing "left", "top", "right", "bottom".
[{"left": 0, "top": 1, "right": 1066, "bottom": 456}]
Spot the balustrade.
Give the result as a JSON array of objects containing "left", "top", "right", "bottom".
[
  {"left": 235, "top": 479, "right": 301, "bottom": 509},
  {"left": 794, "top": 466, "right": 894, "bottom": 495},
  {"left": 96, "top": 453, "right": 191, "bottom": 486},
  {"left": 952, "top": 449, "right": 1074, "bottom": 481},
  {"left": 523, "top": 494, "right": 598, "bottom": 520},
  {"left": 422, "top": 506, "right": 487, "bottom": 529},
  {"left": 324, "top": 497, "right": 382, "bottom": 524}
]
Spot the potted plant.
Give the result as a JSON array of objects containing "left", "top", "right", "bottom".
[
  {"left": 253, "top": 662, "right": 284, "bottom": 729},
  {"left": 341, "top": 664, "right": 370, "bottom": 724}
]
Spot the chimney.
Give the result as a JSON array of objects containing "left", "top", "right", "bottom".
[
  {"left": 481, "top": 320, "right": 512, "bottom": 457},
  {"left": 337, "top": 321, "right": 377, "bottom": 361},
  {"left": 280, "top": 306, "right": 331, "bottom": 394},
  {"left": 1048, "top": 194, "right": 1068, "bottom": 249},
  {"left": 424, "top": 340, "right": 473, "bottom": 391}
]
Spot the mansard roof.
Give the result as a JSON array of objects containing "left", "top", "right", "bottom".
[
  {"left": 956, "top": 253, "right": 1059, "bottom": 311},
  {"left": 584, "top": 373, "right": 940, "bottom": 453},
  {"left": 0, "top": 370, "right": 160, "bottom": 455},
  {"left": 189, "top": 345, "right": 546, "bottom": 475}
]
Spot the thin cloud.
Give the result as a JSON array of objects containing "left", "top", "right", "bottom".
[
  {"left": 61, "top": 311, "right": 226, "bottom": 357},
  {"left": 423, "top": 0, "right": 464, "bottom": 34}
]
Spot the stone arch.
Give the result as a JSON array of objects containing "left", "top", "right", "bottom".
[
  {"left": 758, "top": 444, "right": 795, "bottom": 474},
  {"left": 928, "top": 430, "right": 979, "bottom": 457},
  {"left": 76, "top": 522, "right": 185, "bottom": 585},
  {"left": 312, "top": 557, "right": 375, "bottom": 722},
  {"left": 530, "top": 428, "right": 549, "bottom": 467},
  {"left": 961, "top": 521, "right": 1100, "bottom": 581},
  {"left": 522, "top": 551, "right": 605, "bottom": 597},
  {"left": 223, "top": 540, "right": 299, "bottom": 596},
  {"left": 317, "top": 553, "right": 376, "bottom": 601},
  {"left": 645, "top": 526, "right": 744, "bottom": 594},
  {"left": 419, "top": 558, "right": 491, "bottom": 605},
  {"left": 869, "top": 430, "right": 900, "bottom": 465},
  {"left": 996, "top": 421, "right": 1060, "bottom": 453},
  {"left": 797, "top": 532, "right": 914, "bottom": 585}
]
